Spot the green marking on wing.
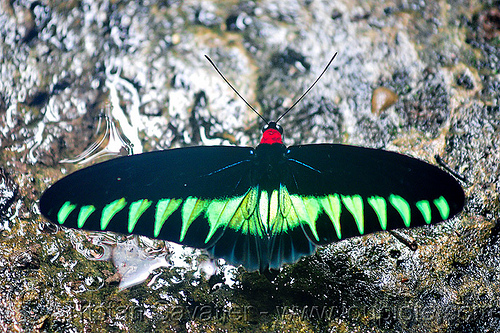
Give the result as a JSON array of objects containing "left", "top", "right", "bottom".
[
  {"left": 433, "top": 196, "right": 450, "bottom": 220},
  {"left": 77, "top": 205, "right": 96, "bottom": 228},
  {"left": 58, "top": 201, "right": 76, "bottom": 225},
  {"left": 231, "top": 185, "right": 312, "bottom": 239},
  {"left": 241, "top": 186, "right": 258, "bottom": 220},
  {"left": 270, "top": 185, "right": 299, "bottom": 234},
  {"left": 173, "top": 188, "right": 267, "bottom": 244},
  {"left": 227, "top": 187, "right": 264, "bottom": 237},
  {"left": 180, "top": 197, "right": 209, "bottom": 242},
  {"left": 341, "top": 195, "right": 364, "bottom": 235},
  {"left": 290, "top": 195, "right": 320, "bottom": 241},
  {"left": 320, "top": 194, "right": 342, "bottom": 239},
  {"left": 416, "top": 200, "right": 432, "bottom": 224},
  {"left": 368, "top": 196, "right": 387, "bottom": 230},
  {"left": 259, "top": 190, "right": 269, "bottom": 229},
  {"left": 269, "top": 189, "right": 279, "bottom": 231},
  {"left": 278, "top": 184, "right": 293, "bottom": 219},
  {"left": 389, "top": 195, "right": 411, "bottom": 227},
  {"left": 101, "top": 198, "right": 127, "bottom": 231},
  {"left": 128, "top": 199, "right": 152, "bottom": 233},
  {"left": 205, "top": 196, "right": 244, "bottom": 243},
  {"left": 154, "top": 198, "right": 182, "bottom": 237}
]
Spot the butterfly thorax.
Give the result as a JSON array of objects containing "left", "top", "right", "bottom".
[
  {"left": 252, "top": 142, "right": 288, "bottom": 193},
  {"left": 252, "top": 122, "right": 287, "bottom": 193}
]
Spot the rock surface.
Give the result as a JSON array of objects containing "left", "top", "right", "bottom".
[{"left": 0, "top": 0, "right": 499, "bottom": 331}]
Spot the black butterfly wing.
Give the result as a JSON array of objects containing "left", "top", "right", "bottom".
[
  {"left": 282, "top": 144, "right": 465, "bottom": 245},
  {"left": 40, "top": 146, "right": 257, "bottom": 250}
]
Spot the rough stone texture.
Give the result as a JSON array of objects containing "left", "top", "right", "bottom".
[{"left": 0, "top": 0, "right": 499, "bottom": 332}]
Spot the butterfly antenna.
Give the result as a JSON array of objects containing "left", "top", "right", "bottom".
[
  {"left": 275, "top": 52, "right": 338, "bottom": 123},
  {"left": 205, "top": 55, "right": 269, "bottom": 124}
]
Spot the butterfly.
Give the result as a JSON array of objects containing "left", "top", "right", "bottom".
[{"left": 40, "top": 54, "right": 464, "bottom": 272}]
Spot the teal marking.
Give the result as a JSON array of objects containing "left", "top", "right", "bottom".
[
  {"left": 101, "top": 198, "right": 127, "bottom": 231},
  {"left": 389, "top": 195, "right": 411, "bottom": 227},
  {"left": 77, "top": 205, "right": 96, "bottom": 228},
  {"left": 433, "top": 196, "right": 450, "bottom": 220},
  {"left": 154, "top": 199, "right": 182, "bottom": 238},
  {"left": 128, "top": 199, "right": 152, "bottom": 233},
  {"left": 320, "top": 194, "right": 342, "bottom": 239},
  {"left": 341, "top": 195, "right": 364, "bottom": 235},
  {"left": 416, "top": 200, "right": 432, "bottom": 224},
  {"left": 58, "top": 201, "right": 76, "bottom": 225},
  {"left": 368, "top": 196, "right": 387, "bottom": 230}
]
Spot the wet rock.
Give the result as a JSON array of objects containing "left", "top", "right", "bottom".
[
  {"left": 478, "top": 7, "right": 500, "bottom": 41},
  {"left": 0, "top": 169, "right": 18, "bottom": 221},
  {"left": 456, "top": 72, "right": 475, "bottom": 90},
  {"left": 0, "top": 0, "right": 499, "bottom": 331},
  {"left": 10, "top": 249, "right": 40, "bottom": 269}
]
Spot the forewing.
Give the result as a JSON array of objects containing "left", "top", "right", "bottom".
[
  {"left": 284, "top": 144, "right": 465, "bottom": 245},
  {"left": 40, "top": 146, "right": 255, "bottom": 249}
]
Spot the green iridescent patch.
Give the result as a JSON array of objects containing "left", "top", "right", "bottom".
[
  {"left": 290, "top": 195, "right": 320, "bottom": 241},
  {"left": 128, "top": 199, "right": 152, "bottom": 233},
  {"left": 389, "top": 195, "right": 411, "bottom": 227},
  {"left": 341, "top": 195, "right": 364, "bottom": 235},
  {"left": 368, "top": 196, "right": 387, "bottom": 230},
  {"left": 154, "top": 198, "right": 182, "bottom": 237},
  {"left": 259, "top": 190, "right": 269, "bottom": 228},
  {"left": 58, "top": 201, "right": 76, "bottom": 225},
  {"left": 101, "top": 198, "right": 127, "bottom": 231},
  {"left": 77, "top": 205, "right": 96, "bottom": 228},
  {"left": 269, "top": 189, "right": 279, "bottom": 228},
  {"left": 227, "top": 187, "right": 261, "bottom": 236},
  {"left": 180, "top": 197, "right": 209, "bottom": 242},
  {"left": 433, "top": 196, "right": 450, "bottom": 220},
  {"left": 205, "top": 197, "right": 243, "bottom": 243},
  {"left": 320, "top": 194, "right": 342, "bottom": 239},
  {"left": 416, "top": 200, "right": 432, "bottom": 224},
  {"left": 241, "top": 187, "right": 259, "bottom": 219},
  {"left": 270, "top": 185, "right": 301, "bottom": 236}
]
